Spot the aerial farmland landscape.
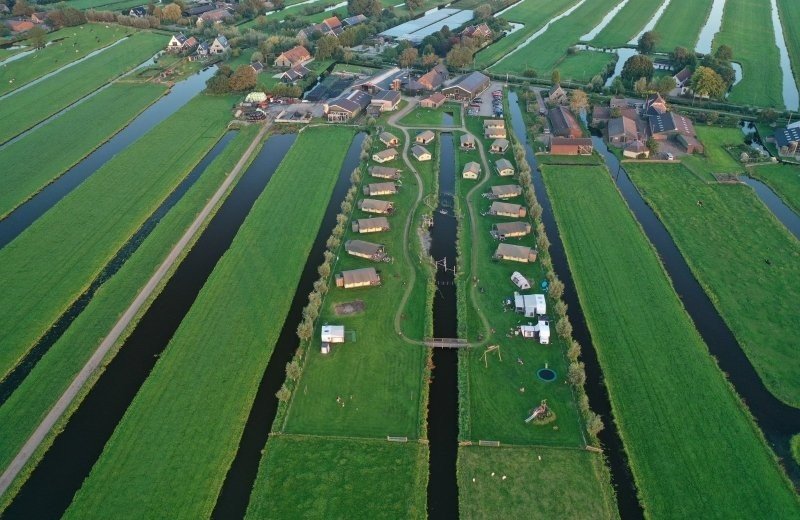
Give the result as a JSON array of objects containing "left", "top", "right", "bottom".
[{"left": 0, "top": 0, "right": 799, "bottom": 517}]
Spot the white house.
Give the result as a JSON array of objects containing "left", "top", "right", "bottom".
[
  {"left": 510, "top": 271, "right": 530, "bottom": 290},
  {"left": 514, "top": 292, "right": 546, "bottom": 317},
  {"left": 321, "top": 325, "right": 345, "bottom": 354},
  {"left": 209, "top": 35, "right": 230, "bottom": 55}
]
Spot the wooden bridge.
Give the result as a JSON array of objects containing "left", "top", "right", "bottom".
[{"left": 424, "top": 338, "right": 471, "bottom": 349}]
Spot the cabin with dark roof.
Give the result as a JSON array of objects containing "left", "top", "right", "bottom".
[
  {"left": 345, "top": 239, "right": 387, "bottom": 261},
  {"left": 336, "top": 267, "right": 381, "bottom": 289},
  {"left": 442, "top": 71, "right": 490, "bottom": 101},
  {"left": 548, "top": 106, "right": 582, "bottom": 138}
]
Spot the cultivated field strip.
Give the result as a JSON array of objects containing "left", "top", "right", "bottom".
[
  {"left": 62, "top": 127, "right": 356, "bottom": 519},
  {"left": 542, "top": 165, "right": 799, "bottom": 517},
  {"left": 0, "top": 83, "right": 167, "bottom": 218},
  {"left": 0, "top": 126, "right": 259, "bottom": 499},
  {"left": 714, "top": 0, "right": 784, "bottom": 107},
  {"left": 777, "top": 0, "right": 800, "bottom": 96},
  {"left": 0, "top": 31, "right": 165, "bottom": 145},
  {"left": 749, "top": 163, "right": 800, "bottom": 215},
  {"left": 627, "top": 163, "right": 800, "bottom": 407},
  {"left": 589, "top": 0, "right": 663, "bottom": 48},
  {"left": 0, "top": 95, "right": 234, "bottom": 384},
  {"left": 650, "top": 0, "right": 714, "bottom": 51}
]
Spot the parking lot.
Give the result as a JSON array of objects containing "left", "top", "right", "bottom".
[{"left": 467, "top": 81, "right": 506, "bottom": 118}]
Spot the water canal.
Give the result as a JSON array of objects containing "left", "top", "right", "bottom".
[
  {"left": 2, "top": 133, "right": 297, "bottom": 519},
  {"left": 0, "top": 66, "right": 217, "bottom": 249},
  {"left": 591, "top": 135, "right": 800, "bottom": 483},
  {"left": 426, "top": 133, "right": 460, "bottom": 518},
  {"left": 628, "top": 0, "right": 672, "bottom": 45},
  {"left": 769, "top": 0, "right": 800, "bottom": 111},
  {"left": 580, "top": 0, "right": 630, "bottom": 42},
  {"left": 739, "top": 176, "right": 800, "bottom": 240},
  {"left": 695, "top": 0, "right": 726, "bottom": 54},
  {"left": 507, "top": 92, "right": 645, "bottom": 519},
  {"left": 210, "top": 132, "right": 366, "bottom": 519},
  {"left": 0, "top": 131, "right": 239, "bottom": 407}
]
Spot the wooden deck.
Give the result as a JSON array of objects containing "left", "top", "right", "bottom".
[{"left": 424, "top": 338, "right": 471, "bottom": 349}]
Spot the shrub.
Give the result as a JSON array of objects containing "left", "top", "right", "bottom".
[
  {"left": 586, "top": 411, "right": 604, "bottom": 436},
  {"left": 285, "top": 360, "right": 301, "bottom": 381},
  {"left": 276, "top": 385, "right": 292, "bottom": 401},
  {"left": 567, "top": 340, "right": 582, "bottom": 362},
  {"left": 556, "top": 316, "right": 573, "bottom": 339},
  {"left": 549, "top": 278, "right": 564, "bottom": 299},
  {"left": 567, "top": 361, "right": 586, "bottom": 386}
]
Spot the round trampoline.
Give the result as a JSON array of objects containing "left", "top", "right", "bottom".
[{"left": 537, "top": 368, "right": 557, "bottom": 382}]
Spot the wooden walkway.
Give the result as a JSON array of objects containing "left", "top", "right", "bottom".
[{"left": 424, "top": 338, "right": 471, "bottom": 349}]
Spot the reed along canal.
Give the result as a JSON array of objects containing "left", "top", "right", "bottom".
[{"left": 2, "top": 134, "right": 297, "bottom": 519}]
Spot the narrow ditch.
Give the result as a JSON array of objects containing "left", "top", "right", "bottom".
[
  {"left": 210, "top": 132, "right": 366, "bottom": 519},
  {"left": 0, "top": 130, "right": 238, "bottom": 406},
  {"left": 1, "top": 133, "right": 297, "bottom": 520},
  {"left": 426, "top": 132, "right": 460, "bottom": 518},
  {"left": 739, "top": 175, "right": 800, "bottom": 239},
  {"left": 508, "top": 92, "right": 645, "bottom": 518}
]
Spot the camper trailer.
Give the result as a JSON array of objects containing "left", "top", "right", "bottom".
[
  {"left": 321, "top": 325, "right": 345, "bottom": 354},
  {"left": 511, "top": 271, "right": 531, "bottom": 290}
]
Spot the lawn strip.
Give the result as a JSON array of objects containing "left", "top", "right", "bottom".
[
  {"left": 590, "top": 0, "right": 663, "bottom": 48},
  {"left": 748, "top": 162, "right": 800, "bottom": 214},
  {"left": 776, "top": 0, "right": 800, "bottom": 96},
  {"left": 651, "top": 0, "right": 714, "bottom": 52}
]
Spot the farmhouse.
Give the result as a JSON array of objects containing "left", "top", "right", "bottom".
[
  {"left": 496, "top": 158, "right": 515, "bottom": 176},
  {"left": 550, "top": 137, "right": 593, "bottom": 155},
  {"left": 495, "top": 243, "right": 537, "bottom": 263},
  {"left": 490, "top": 184, "right": 522, "bottom": 199},
  {"left": 274, "top": 45, "right": 312, "bottom": 68},
  {"left": 548, "top": 106, "right": 582, "bottom": 138},
  {"left": 209, "top": 35, "right": 230, "bottom": 55},
  {"left": 442, "top": 71, "right": 490, "bottom": 101},
  {"left": 461, "top": 23, "right": 491, "bottom": 39},
  {"left": 642, "top": 92, "right": 668, "bottom": 116},
  {"left": 194, "top": 42, "right": 210, "bottom": 59},
  {"left": 7, "top": 20, "right": 34, "bottom": 33},
  {"left": 352, "top": 217, "right": 391, "bottom": 233},
  {"left": 363, "top": 182, "right": 398, "bottom": 196},
  {"left": 326, "top": 90, "right": 371, "bottom": 122},
  {"left": 548, "top": 83, "right": 567, "bottom": 105},
  {"left": 416, "top": 130, "right": 435, "bottom": 145},
  {"left": 623, "top": 140, "right": 650, "bottom": 158},
  {"left": 343, "top": 14, "right": 367, "bottom": 27},
  {"left": 298, "top": 15, "right": 343, "bottom": 39},
  {"left": 358, "top": 198, "right": 395, "bottom": 214},
  {"left": 648, "top": 112, "right": 704, "bottom": 153},
  {"left": 484, "top": 119, "right": 507, "bottom": 139},
  {"left": 370, "top": 90, "right": 401, "bottom": 111},
  {"left": 673, "top": 67, "right": 692, "bottom": 93},
  {"left": 490, "top": 138, "right": 509, "bottom": 153},
  {"left": 774, "top": 126, "right": 800, "bottom": 155},
  {"left": 345, "top": 239, "right": 387, "bottom": 261},
  {"left": 460, "top": 134, "right": 476, "bottom": 150},
  {"left": 369, "top": 166, "right": 401, "bottom": 179},
  {"left": 372, "top": 149, "right": 398, "bottom": 163},
  {"left": 320, "top": 325, "right": 345, "bottom": 354},
  {"left": 462, "top": 161, "right": 481, "bottom": 179},
  {"left": 511, "top": 271, "right": 531, "bottom": 290},
  {"left": 336, "top": 267, "right": 381, "bottom": 289},
  {"left": 412, "top": 145, "right": 432, "bottom": 161},
  {"left": 30, "top": 11, "right": 47, "bottom": 23},
  {"left": 514, "top": 292, "right": 546, "bottom": 316},
  {"left": 379, "top": 132, "right": 399, "bottom": 147},
  {"left": 128, "top": 6, "right": 146, "bottom": 17},
  {"left": 197, "top": 8, "right": 232, "bottom": 27},
  {"left": 591, "top": 106, "right": 611, "bottom": 126},
  {"left": 608, "top": 116, "right": 639, "bottom": 144},
  {"left": 420, "top": 92, "right": 446, "bottom": 109},
  {"left": 417, "top": 63, "right": 449, "bottom": 91},
  {"left": 519, "top": 318, "right": 550, "bottom": 344},
  {"left": 167, "top": 33, "right": 189, "bottom": 53},
  {"left": 491, "top": 221, "right": 531, "bottom": 239},
  {"left": 280, "top": 64, "right": 311, "bottom": 84},
  {"left": 489, "top": 201, "right": 526, "bottom": 218}
]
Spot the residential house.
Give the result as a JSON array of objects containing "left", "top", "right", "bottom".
[
  {"left": 514, "top": 292, "right": 546, "bottom": 316},
  {"left": 336, "top": 267, "right": 381, "bottom": 289},
  {"left": 342, "top": 14, "right": 367, "bottom": 27},
  {"left": 31, "top": 11, "right": 48, "bottom": 24},
  {"left": 9, "top": 20, "right": 36, "bottom": 32},
  {"left": 608, "top": 116, "right": 639, "bottom": 144},
  {"left": 364, "top": 182, "right": 398, "bottom": 196},
  {"left": 490, "top": 184, "right": 522, "bottom": 199},
  {"left": 489, "top": 201, "right": 526, "bottom": 218},
  {"left": 412, "top": 145, "right": 432, "bottom": 161},
  {"left": 358, "top": 198, "right": 395, "bottom": 214},
  {"left": 249, "top": 61, "right": 264, "bottom": 74},
  {"left": 371, "top": 90, "right": 401, "bottom": 112},
  {"left": 209, "top": 35, "right": 230, "bottom": 55},
  {"left": 182, "top": 36, "right": 199, "bottom": 53},
  {"left": 548, "top": 106, "right": 582, "bottom": 138},
  {"left": 194, "top": 41, "right": 210, "bottom": 59},
  {"left": 167, "top": 33, "right": 189, "bottom": 53},
  {"left": 420, "top": 92, "right": 446, "bottom": 109},
  {"left": 591, "top": 106, "right": 611, "bottom": 127},
  {"left": 197, "top": 8, "right": 232, "bottom": 27},
  {"left": 496, "top": 158, "right": 514, "bottom": 176},
  {"left": 461, "top": 23, "right": 491, "bottom": 40},
  {"left": 415, "top": 130, "right": 435, "bottom": 145},
  {"left": 373, "top": 148, "right": 399, "bottom": 163},
  {"left": 369, "top": 166, "right": 401, "bottom": 179},
  {"left": 281, "top": 64, "right": 311, "bottom": 83},
  {"left": 379, "top": 131, "right": 399, "bottom": 147},
  {"left": 326, "top": 90, "right": 371, "bottom": 122},
  {"left": 490, "top": 138, "right": 509, "bottom": 153},
  {"left": 417, "top": 63, "right": 449, "bottom": 91},
  {"left": 274, "top": 45, "right": 312, "bottom": 68},
  {"left": 550, "top": 137, "right": 593, "bottom": 155},
  {"left": 460, "top": 134, "right": 476, "bottom": 150},
  {"left": 494, "top": 243, "right": 537, "bottom": 263},
  {"left": 462, "top": 161, "right": 481, "bottom": 179},
  {"left": 642, "top": 92, "right": 668, "bottom": 116},
  {"left": 352, "top": 216, "right": 391, "bottom": 233},
  {"left": 673, "top": 67, "right": 692, "bottom": 93},
  {"left": 491, "top": 221, "right": 531, "bottom": 239},
  {"left": 774, "top": 126, "right": 800, "bottom": 155},
  {"left": 623, "top": 140, "right": 650, "bottom": 158},
  {"left": 299, "top": 16, "right": 343, "bottom": 39},
  {"left": 649, "top": 112, "right": 703, "bottom": 153},
  {"left": 442, "top": 71, "right": 490, "bottom": 101},
  {"left": 128, "top": 6, "right": 147, "bottom": 17},
  {"left": 484, "top": 119, "right": 506, "bottom": 139},
  {"left": 548, "top": 83, "right": 567, "bottom": 105},
  {"left": 345, "top": 239, "right": 387, "bottom": 261}
]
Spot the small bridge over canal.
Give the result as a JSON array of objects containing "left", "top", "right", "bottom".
[{"left": 424, "top": 338, "right": 471, "bottom": 349}]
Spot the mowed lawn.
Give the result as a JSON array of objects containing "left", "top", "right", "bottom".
[
  {"left": 542, "top": 164, "right": 799, "bottom": 517},
  {"left": 627, "top": 162, "right": 800, "bottom": 406},
  {"left": 590, "top": 0, "right": 663, "bottom": 48},
  {"left": 398, "top": 103, "right": 462, "bottom": 127},
  {"left": 491, "top": 0, "right": 620, "bottom": 76},
  {"left": 283, "top": 130, "right": 431, "bottom": 439},
  {"left": 474, "top": 0, "right": 579, "bottom": 68},
  {"left": 0, "top": 31, "right": 165, "bottom": 144},
  {"left": 777, "top": 0, "right": 800, "bottom": 91},
  {"left": 246, "top": 436, "right": 427, "bottom": 519},
  {"left": 0, "top": 95, "right": 233, "bottom": 383},
  {"left": 0, "top": 24, "right": 135, "bottom": 96},
  {"left": 0, "top": 82, "right": 167, "bottom": 218},
  {"left": 0, "top": 126, "right": 260, "bottom": 487},
  {"left": 652, "top": 0, "right": 714, "bottom": 52},
  {"left": 714, "top": 0, "right": 784, "bottom": 107},
  {"left": 554, "top": 50, "right": 616, "bottom": 83},
  {"left": 64, "top": 127, "right": 355, "bottom": 519},
  {"left": 458, "top": 446, "right": 616, "bottom": 519},
  {"left": 749, "top": 162, "right": 800, "bottom": 213},
  {"left": 680, "top": 125, "right": 745, "bottom": 180}
]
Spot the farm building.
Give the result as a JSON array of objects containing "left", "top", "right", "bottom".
[
  {"left": 352, "top": 217, "right": 391, "bottom": 233},
  {"left": 548, "top": 106, "right": 582, "bottom": 138},
  {"left": 442, "top": 71, "right": 490, "bottom": 101},
  {"left": 281, "top": 64, "right": 311, "bottom": 83},
  {"left": 364, "top": 182, "right": 398, "bottom": 196},
  {"left": 548, "top": 83, "right": 567, "bottom": 105},
  {"left": 326, "top": 90, "right": 371, "bottom": 122},
  {"left": 491, "top": 221, "right": 531, "bottom": 239},
  {"left": 417, "top": 63, "right": 449, "bottom": 91},
  {"left": 774, "top": 126, "right": 800, "bottom": 155},
  {"left": 412, "top": 145, "right": 432, "bottom": 161},
  {"left": 511, "top": 271, "right": 531, "bottom": 290},
  {"left": 7, "top": 20, "right": 34, "bottom": 33},
  {"left": 345, "top": 240, "right": 387, "bottom": 261},
  {"left": 550, "top": 137, "right": 593, "bottom": 155},
  {"left": 642, "top": 92, "right": 668, "bottom": 116},
  {"left": 197, "top": 8, "right": 232, "bottom": 27},
  {"left": 460, "top": 134, "right": 476, "bottom": 149},
  {"left": 648, "top": 112, "right": 703, "bottom": 153},
  {"left": 371, "top": 90, "right": 401, "bottom": 112},
  {"left": 514, "top": 292, "right": 546, "bottom": 316},
  {"left": 623, "top": 140, "right": 649, "bottom": 158},
  {"left": 490, "top": 138, "right": 509, "bottom": 153},
  {"left": 416, "top": 130, "right": 435, "bottom": 144},
  {"left": 358, "top": 198, "right": 395, "bottom": 214},
  {"left": 298, "top": 16, "right": 342, "bottom": 39},
  {"left": 608, "top": 116, "right": 639, "bottom": 144},
  {"left": 352, "top": 67, "right": 407, "bottom": 94},
  {"left": 336, "top": 267, "right": 381, "bottom": 289},
  {"left": 420, "top": 93, "right": 446, "bottom": 109},
  {"left": 369, "top": 166, "right": 401, "bottom": 179},
  {"left": 250, "top": 61, "right": 264, "bottom": 75},
  {"left": 274, "top": 45, "right": 312, "bottom": 68},
  {"left": 372, "top": 148, "right": 399, "bottom": 163},
  {"left": 321, "top": 325, "right": 345, "bottom": 354},
  {"left": 379, "top": 132, "right": 400, "bottom": 147},
  {"left": 490, "top": 184, "right": 522, "bottom": 199},
  {"left": 462, "top": 161, "right": 481, "bottom": 179},
  {"left": 591, "top": 106, "right": 611, "bottom": 126},
  {"left": 495, "top": 244, "right": 537, "bottom": 263},
  {"left": 343, "top": 14, "right": 367, "bottom": 26},
  {"left": 519, "top": 318, "right": 550, "bottom": 344},
  {"left": 489, "top": 201, "right": 526, "bottom": 218},
  {"left": 496, "top": 158, "right": 515, "bottom": 176},
  {"left": 461, "top": 23, "right": 491, "bottom": 39},
  {"left": 483, "top": 119, "right": 507, "bottom": 139},
  {"left": 673, "top": 67, "right": 692, "bottom": 93}
]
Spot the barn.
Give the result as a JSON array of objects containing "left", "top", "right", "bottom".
[
  {"left": 336, "top": 267, "right": 382, "bottom": 289},
  {"left": 494, "top": 243, "right": 537, "bottom": 263},
  {"left": 358, "top": 198, "right": 395, "bottom": 214}
]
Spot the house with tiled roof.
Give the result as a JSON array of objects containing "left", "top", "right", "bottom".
[{"left": 274, "top": 45, "right": 312, "bottom": 68}]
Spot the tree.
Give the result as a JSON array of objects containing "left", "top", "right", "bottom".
[
  {"left": 474, "top": 4, "right": 491, "bottom": 19},
  {"left": 285, "top": 361, "right": 301, "bottom": 380},
  {"left": 446, "top": 44, "right": 473, "bottom": 69},
  {"left": 28, "top": 26, "right": 46, "bottom": 49},
  {"left": 398, "top": 47, "right": 418, "bottom": 68},
  {"left": 714, "top": 44, "right": 733, "bottom": 62},
  {"left": 162, "top": 2, "right": 182, "bottom": 21},
  {"left": 758, "top": 108, "right": 778, "bottom": 124},
  {"left": 690, "top": 65, "right": 726, "bottom": 98},
  {"left": 405, "top": 0, "right": 423, "bottom": 13},
  {"left": 646, "top": 136, "right": 659, "bottom": 155},
  {"left": 228, "top": 65, "right": 256, "bottom": 91},
  {"left": 251, "top": 50, "right": 264, "bottom": 63},
  {"left": 620, "top": 54, "right": 654, "bottom": 87},
  {"left": 316, "top": 34, "right": 341, "bottom": 59},
  {"left": 610, "top": 76, "right": 624, "bottom": 95},
  {"left": 633, "top": 76, "right": 648, "bottom": 94},
  {"left": 422, "top": 51, "right": 438, "bottom": 67},
  {"left": 670, "top": 46, "right": 697, "bottom": 71},
  {"left": 296, "top": 319, "right": 313, "bottom": 341},
  {"left": 651, "top": 75, "right": 676, "bottom": 95},
  {"left": 551, "top": 69, "right": 560, "bottom": 84},
  {"left": 569, "top": 89, "right": 589, "bottom": 113},
  {"left": 637, "top": 31, "right": 659, "bottom": 54},
  {"left": 587, "top": 412, "right": 604, "bottom": 436},
  {"left": 348, "top": 0, "right": 380, "bottom": 16},
  {"left": 548, "top": 278, "right": 564, "bottom": 299},
  {"left": 12, "top": 0, "right": 33, "bottom": 16},
  {"left": 567, "top": 361, "right": 586, "bottom": 386},
  {"left": 275, "top": 385, "right": 291, "bottom": 402}
]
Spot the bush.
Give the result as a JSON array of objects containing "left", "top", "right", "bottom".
[
  {"left": 276, "top": 385, "right": 292, "bottom": 401},
  {"left": 567, "top": 361, "right": 586, "bottom": 386},
  {"left": 555, "top": 300, "right": 568, "bottom": 317},
  {"left": 549, "top": 278, "right": 564, "bottom": 299},
  {"left": 285, "top": 360, "right": 301, "bottom": 380},
  {"left": 586, "top": 411, "right": 604, "bottom": 436},
  {"left": 567, "top": 340, "right": 581, "bottom": 362},
  {"left": 556, "top": 316, "right": 573, "bottom": 339}
]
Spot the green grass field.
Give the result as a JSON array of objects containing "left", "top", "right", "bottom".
[
  {"left": 542, "top": 164, "right": 799, "bottom": 517},
  {"left": 474, "top": 0, "right": 578, "bottom": 69},
  {"left": 714, "top": 0, "right": 784, "bottom": 107},
  {"left": 0, "top": 95, "right": 234, "bottom": 384},
  {"left": 282, "top": 131, "right": 431, "bottom": 439},
  {"left": 589, "top": 0, "right": 662, "bottom": 48},
  {"left": 553, "top": 50, "right": 615, "bottom": 83},
  {"left": 458, "top": 446, "right": 617, "bottom": 519},
  {"left": 0, "top": 83, "right": 167, "bottom": 218},
  {"left": 0, "top": 24, "right": 135, "bottom": 96},
  {"left": 490, "top": 0, "right": 619, "bottom": 77},
  {"left": 627, "top": 162, "right": 800, "bottom": 407},
  {"left": 0, "top": 31, "right": 165, "bottom": 144},
  {"left": 792, "top": 434, "right": 800, "bottom": 465},
  {"left": 680, "top": 125, "right": 745, "bottom": 180},
  {"left": 0, "top": 127, "right": 260, "bottom": 502},
  {"left": 63, "top": 127, "right": 356, "bottom": 519},
  {"left": 399, "top": 104, "right": 462, "bottom": 127},
  {"left": 777, "top": 0, "right": 800, "bottom": 98},
  {"left": 748, "top": 163, "right": 800, "bottom": 213},
  {"left": 67, "top": 0, "right": 150, "bottom": 10},
  {"left": 246, "top": 436, "right": 427, "bottom": 519},
  {"left": 651, "top": 0, "right": 714, "bottom": 52}
]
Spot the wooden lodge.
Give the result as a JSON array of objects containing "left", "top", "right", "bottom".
[
  {"left": 490, "top": 138, "right": 509, "bottom": 153},
  {"left": 369, "top": 166, "right": 401, "bottom": 179},
  {"left": 358, "top": 198, "right": 395, "bottom": 214},
  {"left": 489, "top": 184, "right": 522, "bottom": 199},
  {"left": 363, "top": 182, "right": 398, "bottom": 196},
  {"left": 373, "top": 148, "right": 399, "bottom": 163},
  {"left": 462, "top": 161, "right": 481, "bottom": 179},
  {"left": 416, "top": 130, "right": 435, "bottom": 145},
  {"left": 336, "top": 267, "right": 381, "bottom": 289},
  {"left": 379, "top": 131, "right": 399, "bottom": 147},
  {"left": 489, "top": 201, "right": 526, "bottom": 218},
  {"left": 494, "top": 243, "right": 537, "bottom": 263},
  {"left": 483, "top": 119, "right": 507, "bottom": 139},
  {"left": 345, "top": 239, "right": 387, "bottom": 261},
  {"left": 412, "top": 145, "right": 432, "bottom": 161},
  {"left": 491, "top": 221, "right": 531, "bottom": 239},
  {"left": 460, "top": 134, "right": 476, "bottom": 150},
  {"left": 496, "top": 158, "right": 515, "bottom": 176},
  {"left": 352, "top": 217, "right": 391, "bottom": 233}
]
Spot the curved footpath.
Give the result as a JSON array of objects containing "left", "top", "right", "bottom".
[{"left": 0, "top": 122, "right": 271, "bottom": 498}]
